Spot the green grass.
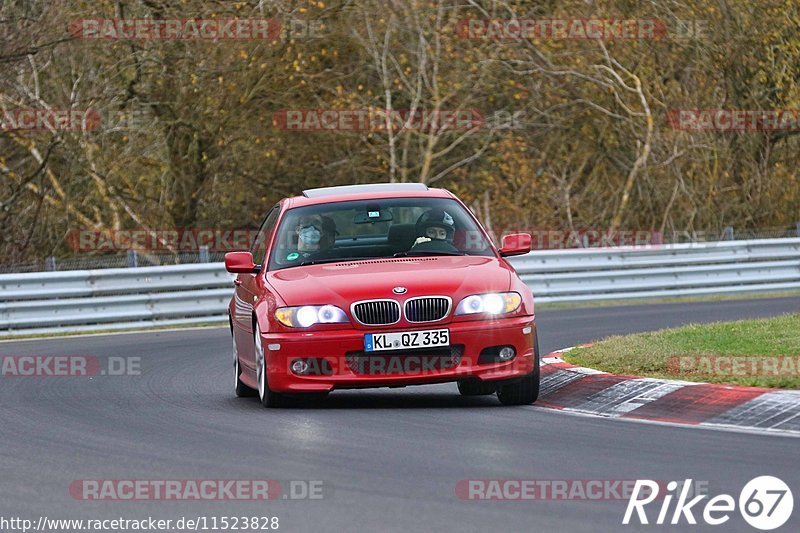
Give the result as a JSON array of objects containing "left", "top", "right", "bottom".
[{"left": 564, "top": 313, "right": 800, "bottom": 388}]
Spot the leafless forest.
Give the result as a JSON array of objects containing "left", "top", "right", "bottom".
[{"left": 1, "top": 1, "right": 799, "bottom": 265}]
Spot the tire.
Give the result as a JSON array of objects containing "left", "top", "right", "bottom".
[
  {"left": 235, "top": 353, "right": 258, "bottom": 398},
  {"left": 254, "top": 321, "right": 287, "bottom": 408},
  {"left": 496, "top": 330, "right": 541, "bottom": 406},
  {"left": 457, "top": 379, "right": 497, "bottom": 396},
  {"left": 232, "top": 321, "right": 257, "bottom": 398}
]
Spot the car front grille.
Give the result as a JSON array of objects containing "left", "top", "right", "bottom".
[
  {"left": 352, "top": 300, "right": 401, "bottom": 326},
  {"left": 404, "top": 297, "right": 450, "bottom": 322},
  {"left": 345, "top": 345, "right": 464, "bottom": 375}
]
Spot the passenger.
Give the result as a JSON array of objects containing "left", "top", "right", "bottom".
[
  {"left": 283, "top": 214, "right": 337, "bottom": 263},
  {"left": 295, "top": 214, "right": 324, "bottom": 253}
]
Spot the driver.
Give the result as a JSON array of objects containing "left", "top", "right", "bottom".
[{"left": 411, "top": 208, "right": 460, "bottom": 253}]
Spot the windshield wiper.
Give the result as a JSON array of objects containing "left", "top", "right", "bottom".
[
  {"left": 393, "top": 250, "right": 468, "bottom": 258},
  {"left": 299, "top": 257, "right": 373, "bottom": 266},
  {"left": 297, "top": 251, "right": 467, "bottom": 266}
]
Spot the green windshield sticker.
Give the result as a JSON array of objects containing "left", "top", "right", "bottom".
[{"left": 287, "top": 252, "right": 299, "bottom": 260}]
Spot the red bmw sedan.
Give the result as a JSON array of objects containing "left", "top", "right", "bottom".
[{"left": 225, "top": 183, "right": 538, "bottom": 407}]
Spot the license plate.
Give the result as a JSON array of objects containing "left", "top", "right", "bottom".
[{"left": 364, "top": 329, "right": 449, "bottom": 352}]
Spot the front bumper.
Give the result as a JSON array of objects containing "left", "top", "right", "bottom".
[{"left": 262, "top": 316, "right": 536, "bottom": 392}]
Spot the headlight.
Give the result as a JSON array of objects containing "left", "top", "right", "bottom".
[
  {"left": 274, "top": 305, "right": 349, "bottom": 327},
  {"left": 455, "top": 292, "right": 521, "bottom": 316}
]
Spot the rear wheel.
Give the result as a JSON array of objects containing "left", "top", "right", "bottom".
[
  {"left": 255, "top": 322, "right": 287, "bottom": 408},
  {"left": 496, "top": 330, "right": 541, "bottom": 406},
  {"left": 457, "top": 379, "right": 497, "bottom": 396}
]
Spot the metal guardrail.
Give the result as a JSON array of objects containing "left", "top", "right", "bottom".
[
  {"left": 513, "top": 238, "right": 800, "bottom": 303},
  {"left": 1, "top": 238, "right": 799, "bottom": 336},
  {"left": 0, "top": 264, "right": 235, "bottom": 336}
]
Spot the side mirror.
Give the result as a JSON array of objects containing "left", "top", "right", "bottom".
[
  {"left": 499, "top": 233, "right": 532, "bottom": 257},
  {"left": 225, "top": 251, "right": 260, "bottom": 274}
]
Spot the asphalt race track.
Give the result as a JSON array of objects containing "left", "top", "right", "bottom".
[{"left": 2, "top": 296, "right": 799, "bottom": 532}]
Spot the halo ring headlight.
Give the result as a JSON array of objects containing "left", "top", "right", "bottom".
[{"left": 455, "top": 292, "right": 521, "bottom": 316}]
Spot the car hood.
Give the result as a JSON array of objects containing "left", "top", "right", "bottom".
[{"left": 266, "top": 255, "right": 512, "bottom": 308}]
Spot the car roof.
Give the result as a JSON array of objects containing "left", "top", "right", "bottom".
[
  {"left": 285, "top": 183, "right": 453, "bottom": 208},
  {"left": 303, "top": 182, "right": 428, "bottom": 198}
]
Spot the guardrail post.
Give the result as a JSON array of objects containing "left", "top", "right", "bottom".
[
  {"left": 199, "top": 245, "right": 210, "bottom": 263},
  {"left": 722, "top": 226, "right": 734, "bottom": 240},
  {"left": 796, "top": 222, "right": 800, "bottom": 237},
  {"left": 127, "top": 249, "right": 139, "bottom": 268},
  {"left": 44, "top": 256, "right": 57, "bottom": 271}
]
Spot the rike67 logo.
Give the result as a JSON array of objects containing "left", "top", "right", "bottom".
[{"left": 624, "top": 476, "right": 793, "bottom": 530}]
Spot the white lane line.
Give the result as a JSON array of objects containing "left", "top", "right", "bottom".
[{"left": 566, "top": 366, "right": 609, "bottom": 375}]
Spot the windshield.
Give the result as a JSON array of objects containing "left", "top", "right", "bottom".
[{"left": 268, "top": 197, "right": 494, "bottom": 270}]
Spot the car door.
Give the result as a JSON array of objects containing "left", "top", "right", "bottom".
[{"left": 233, "top": 204, "right": 281, "bottom": 373}]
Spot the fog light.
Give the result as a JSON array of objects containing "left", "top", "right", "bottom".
[
  {"left": 291, "top": 359, "right": 310, "bottom": 375},
  {"left": 498, "top": 347, "right": 516, "bottom": 361}
]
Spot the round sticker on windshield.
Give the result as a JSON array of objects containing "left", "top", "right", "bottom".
[{"left": 286, "top": 252, "right": 299, "bottom": 261}]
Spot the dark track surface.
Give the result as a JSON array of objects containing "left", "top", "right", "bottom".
[{"left": 1, "top": 296, "right": 798, "bottom": 532}]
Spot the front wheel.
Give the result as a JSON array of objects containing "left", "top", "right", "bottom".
[
  {"left": 235, "top": 352, "right": 257, "bottom": 398},
  {"left": 255, "top": 321, "right": 287, "bottom": 408},
  {"left": 496, "top": 368, "right": 539, "bottom": 405},
  {"left": 233, "top": 321, "right": 256, "bottom": 398},
  {"left": 496, "top": 330, "right": 540, "bottom": 406}
]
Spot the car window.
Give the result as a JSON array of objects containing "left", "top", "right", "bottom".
[
  {"left": 251, "top": 205, "right": 280, "bottom": 265},
  {"left": 268, "top": 197, "right": 494, "bottom": 271}
]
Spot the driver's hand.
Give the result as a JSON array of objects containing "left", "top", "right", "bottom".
[{"left": 414, "top": 237, "right": 431, "bottom": 245}]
